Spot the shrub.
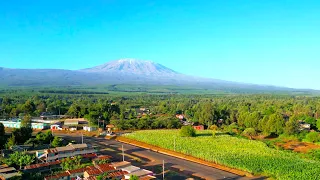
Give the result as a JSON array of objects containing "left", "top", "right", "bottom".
[
  {"left": 180, "top": 126, "right": 196, "bottom": 137},
  {"left": 209, "top": 125, "right": 218, "bottom": 131},
  {"left": 305, "top": 132, "right": 320, "bottom": 143},
  {"left": 242, "top": 128, "right": 257, "bottom": 138},
  {"left": 308, "top": 149, "right": 320, "bottom": 161}
]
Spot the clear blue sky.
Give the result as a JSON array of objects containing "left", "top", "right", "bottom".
[{"left": 0, "top": 0, "right": 319, "bottom": 89}]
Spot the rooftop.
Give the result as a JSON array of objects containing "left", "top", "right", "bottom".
[
  {"left": 121, "top": 165, "right": 140, "bottom": 173},
  {"left": 44, "top": 172, "right": 69, "bottom": 180},
  {"left": 24, "top": 160, "right": 61, "bottom": 170},
  {"left": 45, "top": 143, "right": 91, "bottom": 153},
  {"left": 67, "top": 167, "right": 86, "bottom": 174},
  {"left": 111, "top": 161, "right": 131, "bottom": 169},
  {"left": 95, "top": 164, "right": 115, "bottom": 172},
  {"left": 125, "top": 169, "right": 153, "bottom": 178},
  {"left": 108, "top": 170, "right": 128, "bottom": 178},
  {"left": 85, "top": 167, "right": 102, "bottom": 176},
  {"left": 0, "top": 167, "right": 16, "bottom": 173}
]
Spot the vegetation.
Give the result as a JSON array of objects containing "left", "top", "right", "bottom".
[
  {"left": 4, "top": 151, "right": 35, "bottom": 169},
  {"left": 2, "top": 91, "right": 320, "bottom": 135},
  {"left": 304, "top": 132, "right": 320, "bottom": 143},
  {"left": 179, "top": 126, "right": 196, "bottom": 137},
  {"left": 60, "top": 156, "right": 83, "bottom": 171},
  {"left": 51, "top": 136, "right": 63, "bottom": 147},
  {"left": 125, "top": 130, "right": 320, "bottom": 179},
  {"left": 129, "top": 175, "right": 139, "bottom": 180}
]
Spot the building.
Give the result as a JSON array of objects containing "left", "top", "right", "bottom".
[
  {"left": 44, "top": 172, "right": 70, "bottom": 180},
  {"left": 193, "top": 125, "right": 204, "bottom": 131},
  {"left": 83, "top": 164, "right": 116, "bottom": 178},
  {"left": 124, "top": 169, "right": 154, "bottom": 180},
  {"left": 106, "top": 124, "right": 115, "bottom": 134},
  {"left": 298, "top": 120, "right": 311, "bottom": 131},
  {"left": 37, "top": 144, "right": 97, "bottom": 162},
  {"left": 176, "top": 114, "right": 185, "bottom": 120},
  {"left": 24, "top": 160, "right": 61, "bottom": 173},
  {"left": 0, "top": 165, "right": 21, "bottom": 180},
  {"left": 121, "top": 165, "right": 140, "bottom": 173},
  {"left": 0, "top": 120, "right": 50, "bottom": 130},
  {"left": 83, "top": 126, "right": 97, "bottom": 132},
  {"left": 111, "top": 161, "right": 131, "bottom": 170}
]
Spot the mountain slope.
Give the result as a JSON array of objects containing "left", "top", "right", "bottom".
[{"left": 0, "top": 59, "right": 316, "bottom": 94}]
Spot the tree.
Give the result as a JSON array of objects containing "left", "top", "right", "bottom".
[
  {"left": 21, "top": 114, "right": 32, "bottom": 128},
  {"left": 12, "top": 127, "right": 32, "bottom": 144},
  {"left": 129, "top": 175, "right": 139, "bottom": 180},
  {"left": 317, "top": 119, "right": 320, "bottom": 131},
  {"left": 265, "top": 114, "right": 285, "bottom": 135},
  {"left": 35, "top": 131, "right": 53, "bottom": 145},
  {"left": 18, "top": 153, "right": 34, "bottom": 169},
  {"left": 242, "top": 128, "right": 257, "bottom": 139},
  {"left": 304, "top": 117, "right": 317, "bottom": 129},
  {"left": 0, "top": 123, "right": 5, "bottom": 149},
  {"left": 51, "top": 136, "right": 63, "bottom": 147},
  {"left": 5, "top": 134, "right": 16, "bottom": 149},
  {"left": 180, "top": 126, "right": 196, "bottom": 137},
  {"left": 0, "top": 123, "right": 4, "bottom": 136},
  {"left": 73, "top": 156, "right": 82, "bottom": 168},
  {"left": 284, "top": 117, "right": 299, "bottom": 135},
  {"left": 305, "top": 132, "right": 320, "bottom": 143},
  {"left": 61, "top": 156, "right": 82, "bottom": 170},
  {"left": 5, "top": 151, "right": 34, "bottom": 169}
]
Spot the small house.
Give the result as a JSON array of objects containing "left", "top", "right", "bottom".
[
  {"left": 83, "top": 126, "right": 97, "bottom": 132},
  {"left": 298, "top": 120, "right": 311, "bottom": 131},
  {"left": 193, "top": 125, "right": 204, "bottom": 131},
  {"left": 124, "top": 169, "right": 153, "bottom": 180}
]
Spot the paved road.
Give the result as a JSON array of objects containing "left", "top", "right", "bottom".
[{"left": 59, "top": 134, "right": 259, "bottom": 180}]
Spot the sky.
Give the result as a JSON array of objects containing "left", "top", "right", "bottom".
[{"left": 0, "top": 0, "right": 320, "bottom": 89}]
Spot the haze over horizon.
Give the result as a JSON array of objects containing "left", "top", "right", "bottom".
[{"left": 1, "top": 1, "right": 320, "bottom": 89}]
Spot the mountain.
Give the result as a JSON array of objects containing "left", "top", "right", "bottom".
[
  {"left": 0, "top": 59, "right": 316, "bottom": 93},
  {"left": 82, "top": 59, "right": 178, "bottom": 76}
]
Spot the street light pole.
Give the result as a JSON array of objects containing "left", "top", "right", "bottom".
[
  {"left": 174, "top": 136, "right": 176, "bottom": 151},
  {"left": 163, "top": 160, "right": 165, "bottom": 180},
  {"left": 122, "top": 145, "right": 125, "bottom": 162},
  {"left": 82, "top": 134, "right": 84, "bottom": 144}
]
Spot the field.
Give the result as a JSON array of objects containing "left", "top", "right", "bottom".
[{"left": 124, "top": 130, "right": 320, "bottom": 180}]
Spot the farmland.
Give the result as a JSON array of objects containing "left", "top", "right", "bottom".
[{"left": 124, "top": 130, "right": 320, "bottom": 180}]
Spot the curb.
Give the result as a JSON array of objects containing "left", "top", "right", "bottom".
[{"left": 115, "top": 136, "right": 254, "bottom": 178}]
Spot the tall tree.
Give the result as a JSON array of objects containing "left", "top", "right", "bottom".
[{"left": 21, "top": 114, "right": 32, "bottom": 128}]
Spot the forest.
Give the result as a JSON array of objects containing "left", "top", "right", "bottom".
[{"left": 1, "top": 90, "right": 320, "bottom": 139}]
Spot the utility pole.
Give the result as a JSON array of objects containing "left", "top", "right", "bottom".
[
  {"left": 82, "top": 134, "right": 84, "bottom": 144},
  {"left": 122, "top": 145, "right": 125, "bottom": 162},
  {"left": 162, "top": 160, "right": 165, "bottom": 180}
]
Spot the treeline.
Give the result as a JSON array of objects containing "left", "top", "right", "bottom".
[
  {"left": 38, "top": 90, "right": 109, "bottom": 95},
  {"left": 1, "top": 92, "right": 320, "bottom": 136}
]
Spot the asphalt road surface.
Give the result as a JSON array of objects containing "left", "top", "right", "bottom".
[{"left": 59, "top": 134, "right": 262, "bottom": 180}]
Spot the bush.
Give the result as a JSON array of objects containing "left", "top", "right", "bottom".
[
  {"left": 209, "top": 125, "right": 218, "bottom": 131},
  {"left": 180, "top": 126, "right": 196, "bottom": 137},
  {"left": 242, "top": 128, "right": 257, "bottom": 138},
  {"left": 307, "top": 149, "right": 320, "bottom": 161},
  {"left": 305, "top": 132, "right": 320, "bottom": 143}
]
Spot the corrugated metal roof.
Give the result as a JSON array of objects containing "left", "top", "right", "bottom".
[
  {"left": 95, "top": 164, "right": 115, "bottom": 172},
  {"left": 0, "top": 167, "right": 16, "bottom": 173}
]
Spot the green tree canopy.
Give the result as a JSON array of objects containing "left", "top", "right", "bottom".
[{"left": 180, "top": 125, "right": 196, "bottom": 137}]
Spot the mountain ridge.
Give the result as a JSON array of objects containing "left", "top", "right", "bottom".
[{"left": 0, "top": 59, "right": 317, "bottom": 93}]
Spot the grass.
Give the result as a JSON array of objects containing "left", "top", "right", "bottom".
[{"left": 124, "top": 130, "right": 320, "bottom": 180}]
